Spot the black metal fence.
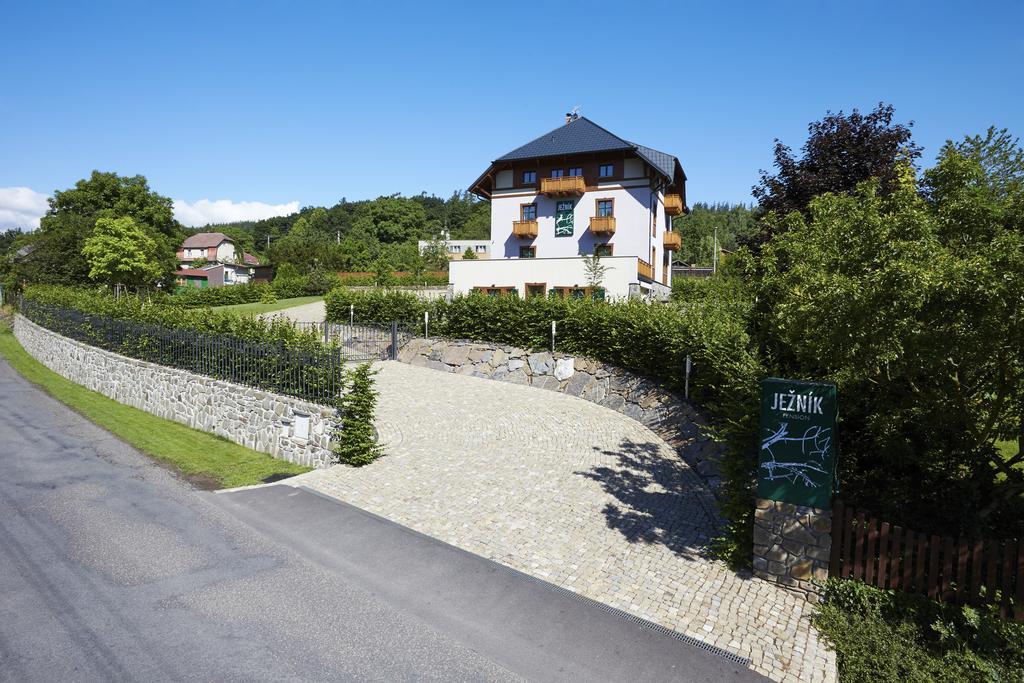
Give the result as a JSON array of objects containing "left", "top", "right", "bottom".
[
  {"left": 290, "top": 321, "right": 415, "bottom": 362},
  {"left": 19, "top": 299, "right": 346, "bottom": 405}
]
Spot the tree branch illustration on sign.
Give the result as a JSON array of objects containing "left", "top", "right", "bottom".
[{"left": 759, "top": 423, "right": 833, "bottom": 489}]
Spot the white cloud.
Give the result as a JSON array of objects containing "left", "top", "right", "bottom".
[
  {"left": 0, "top": 187, "right": 50, "bottom": 230},
  {"left": 173, "top": 198, "right": 300, "bottom": 227}
]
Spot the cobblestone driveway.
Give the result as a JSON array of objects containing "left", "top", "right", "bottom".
[{"left": 288, "top": 362, "right": 836, "bottom": 682}]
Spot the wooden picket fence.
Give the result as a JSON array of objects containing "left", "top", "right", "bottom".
[{"left": 830, "top": 500, "right": 1024, "bottom": 622}]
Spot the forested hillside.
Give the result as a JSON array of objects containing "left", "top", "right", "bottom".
[{"left": 197, "top": 191, "right": 489, "bottom": 272}]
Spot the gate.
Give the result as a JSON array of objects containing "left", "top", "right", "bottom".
[{"left": 294, "top": 321, "right": 407, "bottom": 362}]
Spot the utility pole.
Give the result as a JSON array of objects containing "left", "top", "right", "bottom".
[{"left": 712, "top": 227, "right": 719, "bottom": 275}]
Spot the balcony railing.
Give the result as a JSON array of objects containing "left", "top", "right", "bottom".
[
  {"left": 638, "top": 259, "right": 654, "bottom": 281},
  {"left": 663, "top": 231, "right": 681, "bottom": 251},
  {"left": 512, "top": 220, "right": 539, "bottom": 238},
  {"left": 541, "top": 175, "right": 586, "bottom": 196},
  {"left": 664, "top": 194, "right": 684, "bottom": 216},
  {"left": 589, "top": 215, "right": 616, "bottom": 235}
]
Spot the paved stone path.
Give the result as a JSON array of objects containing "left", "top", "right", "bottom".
[
  {"left": 288, "top": 363, "right": 836, "bottom": 682},
  {"left": 260, "top": 299, "right": 326, "bottom": 324}
]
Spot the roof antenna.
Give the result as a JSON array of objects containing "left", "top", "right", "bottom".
[{"left": 565, "top": 106, "right": 581, "bottom": 124}]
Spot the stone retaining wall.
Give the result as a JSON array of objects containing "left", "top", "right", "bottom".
[
  {"left": 13, "top": 314, "right": 338, "bottom": 468},
  {"left": 753, "top": 499, "right": 832, "bottom": 601},
  {"left": 397, "top": 337, "right": 725, "bottom": 490}
]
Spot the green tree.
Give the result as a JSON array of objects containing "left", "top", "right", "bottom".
[
  {"left": 674, "top": 203, "right": 757, "bottom": 266},
  {"left": 82, "top": 216, "right": 165, "bottom": 288},
  {"left": 373, "top": 254, "right": 396, "bottom": 288},
  {"left": 420, "top": 237, "right": 449, "bottom": 271},
  {"left": 351, "top": 196, "right": 429, "bottom": 244},
  {"left": 757, "top": 153, "right": 1024, "bottom": 537},
  {"left": 462, "top": 246, "right": 477, "bottom": 260},
  {"left": 333, "top": 363, "right": 383, "bottom": 466},
  {"left": 11, "top": 171, "right": 179, "bottom": 287},
  {"left": 583, "top": 252, "right": 608, "bottom": 290}
]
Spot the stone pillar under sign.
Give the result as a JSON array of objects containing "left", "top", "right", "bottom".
[{"left": 752, "top": 498, "right": 832, "bottom": 602}]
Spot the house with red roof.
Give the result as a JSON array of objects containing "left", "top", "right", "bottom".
[{"left": 174, "top": 232, "right": 263, "bottom": 289}]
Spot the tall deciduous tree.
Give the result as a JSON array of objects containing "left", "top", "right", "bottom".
[
  {"left": 82, "top": 216, "right": 165, "bottom": 288},
  {"left": 757, "top": 140, "right": 1024, "bottom": 536},
  {"left": 749, "top": 103, "right": 922, "bottom": 248},
  {"left": 11, "top": 171, "right": 179, "bottom": 287}
]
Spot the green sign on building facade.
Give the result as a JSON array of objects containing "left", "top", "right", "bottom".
[
  {"left": 555, "top": 200, "right": 574, "bottom": 237},
  {"left": 757, "top": 377, "right": 838, "bottom": 509}
]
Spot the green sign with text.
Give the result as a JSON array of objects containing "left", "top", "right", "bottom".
[
  {"left": 757, "top": 377, "right": 838, "bottom": 509},
  {"left": 555, "top": 200, "right": 574, "bottom": 237}
]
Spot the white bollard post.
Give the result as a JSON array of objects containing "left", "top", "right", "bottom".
[
  {"left": 349, "top": 303, "right": 354, "bottom": 325},
  {"left": 551, "top": 320, "right": 557, "bottom": 353},
  {"left": 424, "top": 310, "right": 429, "bottom": 339}
]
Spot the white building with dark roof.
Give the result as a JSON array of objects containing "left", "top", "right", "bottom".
[{"left": 452, "top": 115, "right": 688, "bottom": 300}]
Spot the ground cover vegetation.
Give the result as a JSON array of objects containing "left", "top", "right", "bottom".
[
  {"left": 812, "top": 578, "right": 1024, "bottom": 682},
  {"left": 0, "top": 320, "right": 310, "bottom": 487}
]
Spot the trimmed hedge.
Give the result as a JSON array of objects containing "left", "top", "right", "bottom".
[
  {"left": 23, "top": 285, "right": 320, "bottom": 347},
  {"left": 337, "top": 271, "right": 449, "bottom": 287}
]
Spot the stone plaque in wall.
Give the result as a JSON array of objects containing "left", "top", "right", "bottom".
[
  {"left": 555, "top": 200, "right": 574, "bottom": 237},
  {"left": 757, "top": 377, "right": 838, "bottom": 509}
]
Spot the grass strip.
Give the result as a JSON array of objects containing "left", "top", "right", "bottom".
[
  {"left": 212, "top": 295, "right": 324, "bottom": 316},
  {"left": 0, "top": 320, "right": 311, "bottom": 488}
]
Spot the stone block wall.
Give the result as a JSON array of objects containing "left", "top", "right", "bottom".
[
  {"left": 753, "top": 498, "right": 832, "bottom": 601},
  {"left": 397, "top": 337, "right": 726, "bottom": 491},
  {"left": 14, "top": 315, "right": 338, "bottom": 468}
]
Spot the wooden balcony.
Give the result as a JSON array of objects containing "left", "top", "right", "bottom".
[
  {"left": 664, "top": 194, "right": 684, "bottom": 216},
  {"left": 512, "top": 220, "right": 538, "bottom": 238},
  {"left": 589, "top": 215, "right": 616, "bottom": 235},
  {"left": 541, "top": 175, "right": 586, "bottom": 197},
  {"left": 638, "top": 259, "right": 654, "bottom": 281},
  {"left": 663, "top": 231, "right": 681, "bottom": 251}
]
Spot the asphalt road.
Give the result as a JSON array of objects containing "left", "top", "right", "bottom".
[{"left": 0, "top": 356, "right": 765, "bottom": 682}]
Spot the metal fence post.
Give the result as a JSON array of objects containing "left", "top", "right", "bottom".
[
  {"left": 684, "top": 355, "right": 692, "bottom": 400},
  {"left": 390, "top": 321, "right": 398, "bottom": 361},
  {"left": 323, "top": 321, "right": 329, "bottom": 344},
  {"left": 350, "top": 304, "right": 354, "bottom": 325}
]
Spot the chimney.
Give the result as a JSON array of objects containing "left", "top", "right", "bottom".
[{"left": 565, "top": 112, "right": 572, "bottom": 125}]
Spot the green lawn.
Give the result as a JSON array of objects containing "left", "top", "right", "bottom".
[
  {"left": 0, "top": 321, "right": 311, "bottom": 488},
  {"left": 213, "top": 295, "right": 323, "bottom": 316}
]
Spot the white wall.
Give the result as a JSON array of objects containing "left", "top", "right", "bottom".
[
  {"left": 216, "top": 241, "right": 237, "bottom": 263},
  {"left": 449, "top": 256, "right": 640, "bottom": 299},
  {"left": 490, "top": 182, "right": 660, "bottom": 266}
]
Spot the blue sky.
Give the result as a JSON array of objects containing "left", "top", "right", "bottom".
[{"left": 1, "top": 0, "right": 1021, "bottom": 228}]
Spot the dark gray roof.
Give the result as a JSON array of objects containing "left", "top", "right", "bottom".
[
  {"left": 493, "top": 117, "right": 679, "bottom": 183},
  {"left": 495, "top": 117, "right": 633, "bottom": 161},
  {"left": 630, "top": 142, "right": 677, "bottom": 182}
]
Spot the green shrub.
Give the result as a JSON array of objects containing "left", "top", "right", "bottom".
[
  {"left": 259, "top": 287, "right": 277, "bottom": 304},
  {"left": 336, "top": 271, "right": 448, "bottom": 287},
  {"left": 333, "top": 362, "right": 382, "bottom": 466},
  {"left": 814, "top": 579, "right": 1024, "bottom": 683},
  {"left": 325, "top": 287, "right": 436, "bottom": 324}
]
